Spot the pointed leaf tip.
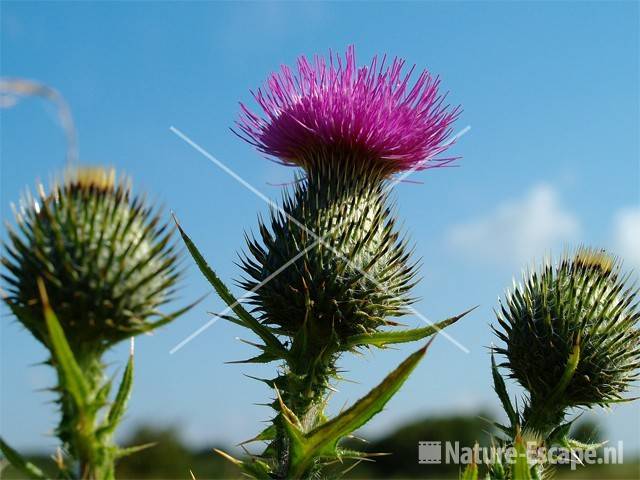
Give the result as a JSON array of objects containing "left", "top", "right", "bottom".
[
  {"left": 288, "top": 343, "right": 430, "bottom": 477},
  {"left": 344, "top": 308, "right": 473, "bottom": 349},
  {"left": 37, "top": 278, "right": 90, "bottom": 409},
  {"left": 174, "top": 219, "right": 286, "bottom": 359}
]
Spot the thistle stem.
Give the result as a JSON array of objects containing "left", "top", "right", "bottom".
[
  {"left": 272, "top": 347, "right": 336, "bottom": 478},
  {"left": 56, "top": 352, "right": 116, "bottom": 480}
]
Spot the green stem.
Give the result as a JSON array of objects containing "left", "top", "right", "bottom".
[
  {"left": 272, "top": 347, "right": 336, "bottom": 479},
  {"left": 56, "top": 352, "right": 115, "bottom": 480}
]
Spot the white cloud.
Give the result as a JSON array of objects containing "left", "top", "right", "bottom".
[
  {"left": 446, "top": 184, "right": 580, "bottom": 266},
  {"left": 613, "top": 206, "right": 640, "bottom": 269}
]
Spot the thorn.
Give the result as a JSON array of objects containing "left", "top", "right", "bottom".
[
  {"left": 52, "top": 447, "right": 65, "bottom": 469},
  {"left": 213, "top": 448, "right": 242, "bottom": 466},
  {"left": 189, "top": 470, "right": 196, "bottom": 480},
  {"left": 236, "top": 337, "right": 264, "bottom": 349},
  {"left": 130, "top": 337, "right": 135, "bottom": 356},
  {"left": 346, "top": 434, "right": 369, "bottom": 443},
  {"left": 421, "top": 335, "right": 437, "bottom": 353}
]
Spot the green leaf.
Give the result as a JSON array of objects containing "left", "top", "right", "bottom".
[
  {"left": 561, "top": 437, "right": 608, "bottom": 452},
  {"left": 174, "top": 217, "right": 287, "bottom": 359},
  {"left": 226, "top": 351, "right": 281, "bottom": 365},
  {"left": 100, "top": 348, "right": 134, "bottom": 437},
  {"left": 491, "top": 351, "right": 518, "bottom": 428},
  {"left": 543, "top": 338, "right": 581, "bottom": 412},
  {"left": 288, "top": 341, "right": 432, "bottom": 477},
  {"left": 274, "top": 388, "right": 307, "bottom": 462},
  {"left": 344, "top": 308, "right": 476, "bottom": 349},
  {"left": 0, "top": 437, "right": 46, "bottom": 479},
  {"left": 37, "top": 278, "right": 90, "bottom": 409},
  {"left": 460, "top": 462, "right": 479, "bottom": 480},
  {"left": 546, "top": 421, "right": 573, "bottom": 446}
]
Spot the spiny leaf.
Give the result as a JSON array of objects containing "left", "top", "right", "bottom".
[
  {"left": 344, "top": 307, "right": 475, "bottom": 349},
  {"left": 226, "top": 351, "right": 281, "bottom": 365},
  {"left": 288, "top": 340, "right": 432, "bottom": 477},
  {"left": 333, "top": 448, "right": 389, "bottom": 461},
  {"left": 561, "top": 437, "right": 608, "bottom": 452},
  {"left": 0, "top": 437, "right": 46, "bottom": 479},
  {"left": 174, "top": 217, "right": 287, "bottom": 358},
  {"left": 544, "top": 339, "right": 581, "bottom": 411},
  {"left": 491, "top": 351, "right": 517, "bottom": 428},
  {"left": 274, "top": 388, "right": 307, "bottom": 464},
  {"left": 100, "top": 347, "right": 134, "bottom": 437},
  {"left": 38, "top": 278, "right": 89, "bottom": 409},
  {"left": 546, "top": 421, "right": 573, "bottom": 446}
]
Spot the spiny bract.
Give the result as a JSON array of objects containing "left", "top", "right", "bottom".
[
  {"left": 2, "top": 166, "right": 181, "bottom": 353},
  {"left": 494, "top": 248, "right": 640, "bottom": 424},
  {"left": 240, "top": 158, "right": 417, "bottom": 352}
]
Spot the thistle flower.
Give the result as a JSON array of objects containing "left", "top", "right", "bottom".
[
  {"left": 173, "top": 47, "right": 466, "bottom": 479},
  {"left": 493, "top": 247, "right": 640, "bottom": 434},
  {"left": 2, "top": 166, "right": 182, "bottom": 355},
  {"left": 236, "top": 45, "right": 460, "bottom": 175},
  {"left": 237, "top": 48, "right": 461, "bottom": 356}
]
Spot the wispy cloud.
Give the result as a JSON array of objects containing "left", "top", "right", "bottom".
[
  {"left": 445, "top": 183, "right": 580, "bottom": 266},
  {"left": 613, "top": 206, "right": 640, "bottom": 270}
]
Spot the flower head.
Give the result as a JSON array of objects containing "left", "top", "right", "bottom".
[
  {"left": 236, "top": 46, "right": 460, "bottom": 174},
  {"left": 2, "top": 166, "right": 182, "bottom": 353},
  {"left": 494, "top": 247, "right": 640, "bottom": 429}
]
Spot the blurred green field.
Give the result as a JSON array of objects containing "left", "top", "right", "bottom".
[{"left": 3, "top": 412, "right": 638, "bottom": 479}]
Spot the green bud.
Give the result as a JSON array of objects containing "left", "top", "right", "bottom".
[
  {"left": 494, "top": 247, "right": 640, "bottom": 432},
  {"left": 240, "top": 157, "right": 417, "bottom": 354},
  {"left": 2, "top": 167, "right": 181, "bottom": 355}
]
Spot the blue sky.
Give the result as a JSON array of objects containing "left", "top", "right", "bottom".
[{"left": 1, "top": 0, "right": 639, "bottom": 457}]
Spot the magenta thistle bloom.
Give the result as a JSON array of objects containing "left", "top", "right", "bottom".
[{"left": 236, "top": 46, "right": 461, "bottom": 174}]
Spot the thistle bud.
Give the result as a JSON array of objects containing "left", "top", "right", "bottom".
[
  {"left": 494, "top": 247, "right": 640, "bottom": 432},
  {"left": 2, "top": 166, "right": 181, "bottom": 355},
  {"left": 240, "top": 160, "right": 417, "bottom": 352}
]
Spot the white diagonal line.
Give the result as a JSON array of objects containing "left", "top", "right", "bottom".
[
  {"left": 169, "top": 317, "right": 219, "bottom": 355},
  {"left": 170, "top": 126, "right": 470, "bottom": 353},
  {"left": 171, "top": 127, "right": 284, "bottom": 213}
]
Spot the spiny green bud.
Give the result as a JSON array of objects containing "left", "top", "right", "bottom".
[
  {"left": 240, "top": 157, "right": 418, "bottom": 354},
  {"left": 2, "top": 166, "right": 181, "bottom": 354},
  {"left": 494, "top": 247, "right": 640, "bottom": 430}
]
